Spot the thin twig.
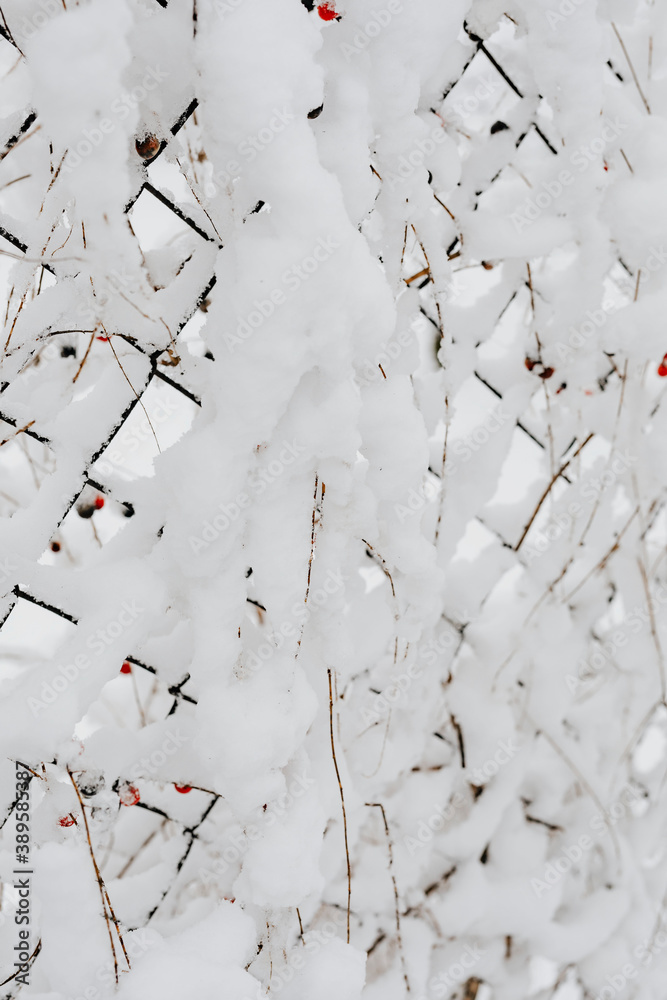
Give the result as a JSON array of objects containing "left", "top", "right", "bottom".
[
  {"left": 72, "top": 333, "right": 95, "bottom": 383},
  {"left": 328, "top": 668, "right": 351, "bottom": 943},
  {"left": 366, "top": 802, "right": 410, "bottom": 992},
  {"left": 612, "top": 22, "right": 651, "bottom": 113},
  {"left": 67, "top": 769, "right": 130, "bottom": 983},
  {"left": 515, "top": 434, "right": 594, "bottom": 551},
  {"left": 562, "top": 506, "right": 639, "bottom": 604}
]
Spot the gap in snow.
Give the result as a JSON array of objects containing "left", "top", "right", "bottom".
[
  {"left": 91, "top": 378, "right": 197, "bottom": 482},
  {"left": 0, "top": 598, "right": 76, "bottom": 683}
]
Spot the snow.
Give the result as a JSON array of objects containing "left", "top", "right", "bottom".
[{"left": 0, "top": 1, "right": 666, "bottom": 999}]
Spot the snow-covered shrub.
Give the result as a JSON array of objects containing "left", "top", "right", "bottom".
[{"left": 0, "top": 1, "right": 666, "bottom": 998}]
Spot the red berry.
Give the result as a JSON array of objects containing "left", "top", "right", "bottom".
[
  {"left": 135, "top": 134, "right": 161, "bottom": 160},
  {"left": 97, "top": 335, "right": 109, "bottom": 342},
  {"left": 658, "top": 362, "right": 667, "bottom": 377},
  {"left": 120, "top": 661, "right": 132, "bottom": 675},
  {"left": 119, "top": 784, "right": 140, "bottom": 807},
  {"left": 317, "top": 2, "right": 338, "bottom": 19},
  {"left": 94, "top": 496, "right": 105, "bottom": 510},
  {"left": 59, "top": 815, "right": 75, "bottom": 827},
  {"left": 174, "top": 784, "right": 192, "bottom": 794}
]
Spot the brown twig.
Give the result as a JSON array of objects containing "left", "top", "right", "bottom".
[
  {"left": 535, "top": 727, "right": 621, "bottom": 867},
  {"left": 561, "top": 505, "right": 639, "bottom": 604},
  {"left": 328, "top": 668, "right": 351, "bottom": 943},
  {"left": 72, "top": 332, "right": 95, "bottom": 383},
  {"left": 620, "top": 148, "right": 634, "bottom": 175},
  {"left": 362, "top": 538, "right": 399, "bottom": 663},
  {"left": 515, "top": 433, "right": 594, "bottom": 551},
  {"left": 611, "top": 22, "right": 651, "bottom": 113},
  {"left": 106, "top": 333, "right": 161, "bottom": 455},
  {"left": 304, "top": 474, "right": 320, "bottom": 608},
  {"left": 366, "top": 802, "right": 410, "bottom": 992},
  {"left": 0, "top": 420, "right": 35, "bottom": 447},
  {"left": 67, "top": 769, "right": 130, "bottom": 983},
  {"left": 296, "top": 907, "right": 305, "bottom": 944}
]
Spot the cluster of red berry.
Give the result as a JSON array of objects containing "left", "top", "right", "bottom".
[
  {"left": 317, "top": 3, "right": 338, "bottom": 19},
  {"left": 57, "top": 662, "right": 195, "bottom": 826}
]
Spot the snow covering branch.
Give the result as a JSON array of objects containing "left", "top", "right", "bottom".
[{"left": 0, "top": 1, "right": 666, "bottom": 999}]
